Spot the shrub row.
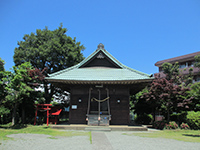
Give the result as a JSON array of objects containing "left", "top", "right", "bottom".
[
  {"left": 153, "top": 111, "right": 200, "bottom": 130},
  {"left": 153, "top": 121, "right": 190, "bottom": 130}
]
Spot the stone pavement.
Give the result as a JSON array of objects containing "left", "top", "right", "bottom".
[{"left": 92, "top": 132, "right": 114, "bottom": 150}]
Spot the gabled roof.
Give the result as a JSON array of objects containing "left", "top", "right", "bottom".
[
  {"left": 155, "top": 51, "right": 200, "bottom": 67},
  {"left": 46, "top": 44, "right": 153, "bottom": 84}
]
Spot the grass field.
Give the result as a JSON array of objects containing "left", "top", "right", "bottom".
[
  {"left": 0, "top": 124, "right": 91, "bottom": 141},
  {"left": 126, "top": 129, "right": 200, "bottom": 143}
]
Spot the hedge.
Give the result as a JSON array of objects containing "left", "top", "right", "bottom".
[{"left": 186, "top": 111, "right": 200, "bottom": 130}]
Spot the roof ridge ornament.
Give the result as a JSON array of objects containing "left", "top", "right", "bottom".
[
  {"left": 97, "top": 52, "right": 104, "bottom": 59},
  {"left": 97, "top": 43, "right": 105, "bottom": 50}
]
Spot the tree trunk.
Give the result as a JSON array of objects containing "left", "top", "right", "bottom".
[
  {"left": 44, "top": 83, "right": 54, "bottom": 104},
  {"left": 167, "top": 108, "right": 170, "bottom": 122},
  {"left": 44, "top": 83, "right": 51, "bottom": 104},
  {"left": 152, "top": 107, "right": 156, "bottom": 122},
  {"left": 12, "top": 103, "right": 18, "bottom": 126},
  {"left": 153, "top": 110, "right": 156, "bottom": 122},
  {"left": 22, "top": 107, "right": 25, "bottom": 124}
]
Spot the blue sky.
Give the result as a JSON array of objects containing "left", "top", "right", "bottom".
[{"left": 0, "top": 0, "right": 200, "bottom": 74}]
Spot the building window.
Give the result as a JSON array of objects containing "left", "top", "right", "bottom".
[
  {"left": 195, "top": 76, "right": 200, "bottom": 82},
  {"left": 179, "top": 64, "right": 186, "bottom": 68},
  {"left": 159, "top": 67, "right": 163, "bottom": 72},
  {"left": 188, "top": 61, "right": 194, "bottom": 67}
]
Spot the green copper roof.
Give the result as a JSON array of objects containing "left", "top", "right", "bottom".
[{"left": 46, "top": 44, "right": 153, "bottom": 84}]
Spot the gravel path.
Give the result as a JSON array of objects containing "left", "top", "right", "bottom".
[
  {"left": 105, "top": 131, "right": 200, "bottom": 150},
  {"left": 1, "top": 131, "right": 200, "bottom": 150},
  {"left": 0, "top": 133, "right": 92, "bottom": 150}
]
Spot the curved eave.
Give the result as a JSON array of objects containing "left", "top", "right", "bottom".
[{"left": 46, "top": 78, "right": 153, "bottom": 85}]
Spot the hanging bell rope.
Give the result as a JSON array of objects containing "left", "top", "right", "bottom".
[{"left": 91, "top": 97, "right": 109, "bottom": 102}]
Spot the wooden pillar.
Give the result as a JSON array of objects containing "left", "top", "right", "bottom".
[
  {"left": 55, "top": 116, "right": 57, "bottom": 125},
  {"left": 98, "top": 89, "right": 101, "bottom": 125},
  {"left": 47, "top": 106, "right": 49, "bottom": 126}
]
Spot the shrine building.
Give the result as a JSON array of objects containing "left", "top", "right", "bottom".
[{"left": 46, "top": 44, "right": 153, "bottom": 125}]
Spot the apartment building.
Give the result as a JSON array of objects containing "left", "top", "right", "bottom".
[{"left": 155, "top": 51, "right": 200, "bottom": 82}]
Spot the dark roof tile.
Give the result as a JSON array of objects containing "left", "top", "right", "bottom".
[{"left": 155, "top": 51, "right": 200, "bottom": 67}]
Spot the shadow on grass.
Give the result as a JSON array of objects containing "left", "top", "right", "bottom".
[
  {"left": 183, "top": 134, "right": 200, "bottom": 138},
  {"left": 0, "top": 123, "right": 27, "bottom": 129},
  {"left": 42, "top": 126, "right": 50, "bottom": 129}
]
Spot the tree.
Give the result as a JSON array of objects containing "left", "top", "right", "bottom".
[
  {"left": 131, "top": 88, "right": 153, "bottom": 124},
  {"left": 162, "top": 62, "right": 180, "bottom": 82},
  {"left": 4, "top": 62, "right": 33, "bottom": 125},
  {"left": 0, "top": 58, "right": 10, "bottom": 118},
  {"left": 194, "top": 54, "right": 200, "bottom": 68},
  {"left": 187, "top": 54, "right": 200, "bottom": 111},
  {"left": 0, "top": 58, "right": 5, "bottom": 101},
  {"left": 189, "top": 82, "right": 200, "bottom": 111},
  {"left": 0, "top": 58, "right": 5, "bottom": 100},
  {"left": 159, "top": 78, "right": 191, "bottom": 122},
  {"left": 133, "top": 62, "right": 180, "bottom": 122},
  {"left": 143, "top": 76, "right": 191, "bottom": 122},
  {"left": 142, "top": 61, "right": 193, "bottom": 122},
  {"left": 162, "top": 61, "right": 194, "bottom": 86},
  {"left": 22, "top": 67, "right": 46, "bottom": 124},
  {"left": 141, "top": 78, "right": 164, "bottom": 121},
  {"left": 0, "top": 57, "right": 4, "bottom": 72},
  {"left": 3, "top": 62, "right": 45, "bottom": 125},
  {"left": 13, "top": 24, "right": 85, "bottom": 103}
]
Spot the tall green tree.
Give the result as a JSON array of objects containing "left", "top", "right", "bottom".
[
  {"left": 189, "top": 54, "right": 200, "bottom": 111},
  {"left": 0, "top": 58, "right": 4, "bottom": 72},
  {"left": 189, "top": 82, "right": 200, "bottom": 111},
  {"left": 162, "top": 62, "right": 180, "bottom": 82},
  {"left": 4, "top": 62, "right": 35, "bottom": 125},
  {"left": 194, "top": 54, "right": 200, "bottom": 68},
  {"left": 13, "top": 24, "right": 85, "bottom": 103},
  {"left": 162, "top": 62, "right": 194, "bottom": 86},
  {"left": 0, "top": 58, "right": 5, "bottom": 101},
  {"left": 0, "top": 58, "right": 10, "bottom": 117}
]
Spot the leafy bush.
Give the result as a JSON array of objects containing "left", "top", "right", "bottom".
[
  {"left": 180, "top": 123, "right": 190, "bottom": 130},
  {"left": 170, "top": 112, "right": 187, "bottom": 124},
  {"left": 153, "top": 121, "right": 166, "bottom": 130},
  {"left": 50, "top": 101, "right": 59, "bottom": 106},
  {"left": 165, "top": 121, "right": 179, "bottom": 130},
  {"left": 134, "top": 114, "right": 153, "bottom": 125},
  {"left": 186, "top": 111, "right": 200, "bottom": 130}
]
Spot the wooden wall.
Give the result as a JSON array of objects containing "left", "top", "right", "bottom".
[
  {"left": 69, "top": 85, "right": 89, "bottom": 124},
  {"left": 109, "top": 85, "right": 130, "bottom": 125},
  {"left": 68, "top": 85, "right": 130, "bottom": 125}
]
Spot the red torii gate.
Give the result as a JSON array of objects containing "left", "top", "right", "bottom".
[
  {"left": 34, "top": 104, "right": 62, "bottom": 126},
  {"left": 34, "top": 104, "right": 52, "bottom": 126}
]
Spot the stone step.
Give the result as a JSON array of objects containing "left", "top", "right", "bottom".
[
  {"left": 50, "top": 124, "right": 148, "bottom": 131},
  {"left": 85, "top": 126, "right": 111, "bottom": 132}
]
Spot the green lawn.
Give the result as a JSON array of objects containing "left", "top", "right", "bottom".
[
  {"left": 0, "top": 124, "right": 91, "bottom": 141},
  {"left": 126, "top": 130, "right": 200, "bottom": 143}
]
